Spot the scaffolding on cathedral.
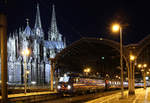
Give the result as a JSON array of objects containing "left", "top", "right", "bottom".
[{"left": 0, "top": 4, "right": 66, "bottom": 88}]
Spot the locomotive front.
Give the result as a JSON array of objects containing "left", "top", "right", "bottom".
[{"left": 57, "top": 74, "right": 74, "bottom": 93}]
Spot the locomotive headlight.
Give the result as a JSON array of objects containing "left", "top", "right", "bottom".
[
  {"left": 67, "top": 85, "right": 71, "bottom": 90},
  {"left": 57, "top": 85, "right": 61, "bottom": 89}
]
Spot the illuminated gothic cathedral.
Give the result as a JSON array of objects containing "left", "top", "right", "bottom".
[{"left": 0, "top": 4, "right": 66, "bottom": 85}]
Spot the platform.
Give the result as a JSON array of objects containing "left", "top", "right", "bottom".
[
  {"left": 86, "top": 88, "right": 150, "bottom": 103},
  {"left": 0, "top": 90, "right": 58, "bottom": 102},
  {"left": 0, "top": 90, "right": 57, "bottom": 99}
]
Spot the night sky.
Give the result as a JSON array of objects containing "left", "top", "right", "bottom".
[{"left": 7, "top": 0, "right": 150, "bottom": 45}]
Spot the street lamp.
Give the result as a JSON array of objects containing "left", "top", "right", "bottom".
[
  {"left": 129, "top": 55, "right": 136, "bottom": 94},
  {"left": 147, "top": 71, "right": 149, "bottom": 75},
  {"left": 112, "top": 23, "right": 124, "bottom": 98},
  {"left": 130, "top": 55, "right": 135, "bottom": 61},
  {"left": 86, "top": 68, "right": 91, "bottom": 73},
  {"left": 84, "top": 67, "right": 91, "bottom": 76},
  {"left": 21, "top": 48, "right": 30, "bottom": 94},
  {"left": 112, "top": 24, "right": 120, "bottom": 32},
  {"left": 138, "top": 63, "right": 147, "bottom": 89}
]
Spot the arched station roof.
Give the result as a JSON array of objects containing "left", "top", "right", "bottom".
[
  {"left": 56, "top": 37, "right": 128, "bottom": 60},
  {"left": 54, "top": 35, "right": 150, "bottom": 79},
  {"left": 136, "top": 35, "right": 150, "bottom": 57},
  {"left": 55, "top": 37, "right": 128, "bottom": 74}
]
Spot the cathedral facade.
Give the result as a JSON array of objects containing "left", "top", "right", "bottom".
[{"left": 0, "top": 4, "right": 66, "bottom": 85}]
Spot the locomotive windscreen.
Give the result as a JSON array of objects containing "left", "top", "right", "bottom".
[{"left": 59, "top": 75, "right": 70, "bottom": 82}]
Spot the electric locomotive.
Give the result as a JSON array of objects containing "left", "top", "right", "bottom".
[{"left": 57, "top": 73, "right": 107, "bottom": 94}]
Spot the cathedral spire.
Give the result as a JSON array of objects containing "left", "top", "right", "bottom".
[
  {"left": 48, "top": 4, "right": 59, "bottom": 41},
  {"left": 63, "top": 37, "right": 66, "bottom": 48},
  {"left": 23, "top": 19, "right": 33, "bottom": 36},
  {"left": 34, "top": 3, "right": 42, "bottom": 28},
  {"left": 26, "top": 18, "right": 29, "bottom": 26},
  {"left": 34, "top": 3, "right": 44, "bottom": 38}
]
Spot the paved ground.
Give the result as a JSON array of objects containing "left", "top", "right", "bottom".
[
  {"left": 0, "top": 88, "right": 150, "bottom": 103},
  {"left": 85, "top": 88, "right": 150, "bottom": 103},
  {"left": 0, "top": 90, "right": 57, "bottom": 99}
]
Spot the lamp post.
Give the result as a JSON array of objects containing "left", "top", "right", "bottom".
[
  {"left": 112, "top": 24, "right": 124, "bottom": 98},
  {"left": 138, "top": 64, "right": 147, "bottom": 89},
  {"left": 0, "top": 9, "right": 8, "bottom": 103},
  {"left": 21, "top": 48, "right": 30, "bottom": 94},
  {"left": 49, "top": 58, "right": 56, "bottom": 91},
  {"left": 129, "top": 55, "right": 135, "bottom": 94}
]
